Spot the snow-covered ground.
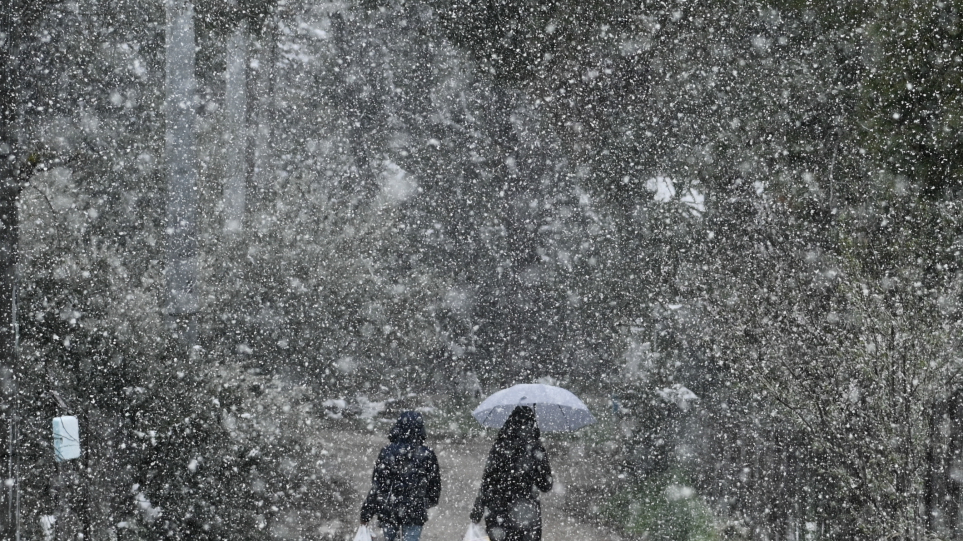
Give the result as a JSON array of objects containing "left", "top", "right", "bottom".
[{"left": 324, "top": 428, "right": 624, "bottom": 541}]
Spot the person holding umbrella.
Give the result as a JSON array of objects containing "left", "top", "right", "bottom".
[
  {"left": 470, "top": 405, "right": 553, "bottom": 541},
  {"left": 361, "top": 411, "right": 441, "bottom": 541}
]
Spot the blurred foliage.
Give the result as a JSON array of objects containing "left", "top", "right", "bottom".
[
  {"left": 196, "top": 0, "right": 277, "bottom": 35},
  {"left": 602, "top": 468, "right": 718, "bottom": 541},
  {"left": 861, "top": 0, "right": 963, "bottom": 198}
]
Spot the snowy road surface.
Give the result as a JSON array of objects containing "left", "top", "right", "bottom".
[{"left": 325, "top": 428, "right": 624, "bottom": 541}]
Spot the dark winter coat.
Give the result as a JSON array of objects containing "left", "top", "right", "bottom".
[
  {"left": 470, "top": 406, "right": 552, "bottom": 541},
  {"left": 361, "top": 412, "right": 441, "bottom": 527}
]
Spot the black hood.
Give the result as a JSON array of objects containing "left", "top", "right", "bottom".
[
  {"left": 494, "top": 405, "right": 540, "bottom": 448},
  {"left": 388, "top": 411, "right": 426, "bottom": 444}
]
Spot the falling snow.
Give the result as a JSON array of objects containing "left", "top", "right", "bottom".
[{"left": 0, "top": 0, "right": 960, "bottom": 539}]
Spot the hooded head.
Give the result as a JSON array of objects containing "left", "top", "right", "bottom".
[
  {"left": 388, "top": 411, "right": 426, "bottom": 445},
  {"left": 493, "top": 405, "right": 540, "bottom": 450}
]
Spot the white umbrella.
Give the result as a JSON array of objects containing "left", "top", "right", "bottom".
[{"left": 472, "top": 383, "right": 596, "bottom": 432}]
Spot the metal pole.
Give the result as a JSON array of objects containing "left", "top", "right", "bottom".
[
  {"left": 82, "top": 397, "right": 91, "bottom": 539},
  {"left": 5, "top": 415, "right": 10, "bottom": 538},
  {"left": 11, "top": 209, "right": 18, "bottom": 541}
]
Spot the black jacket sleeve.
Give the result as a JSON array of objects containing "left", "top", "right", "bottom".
[
  {"left": 470, "top": 455, "right": 493, "bottom": 523},
  {"left": 532, "top": 442, "right": 553, "bottom": 493},
  {"left": 425, "top": 448, "right": 441, "bottom": 508},
  {"left": 360, "top": 448, "right": 391, "bottom": 523},
  {"left": 470, "top": 491, "right": 485, "bottom": 524}
]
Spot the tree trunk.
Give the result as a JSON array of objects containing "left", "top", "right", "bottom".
[
  {"left": 223, "top": 20, "right": 248, "bottom": 235},
  {"left": 331, "top": 13, "right": 380, "bottom": 204},
  {"left": 164, "top": 0, "right": 200, "bottom": 352},
  {"left": 247, "top": 14, "right": 277, "bottom": 226},
  {"left": 0, "top": 2, "right": 25, "bottom": 538}
]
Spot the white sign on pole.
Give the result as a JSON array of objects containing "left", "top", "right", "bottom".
[{"left": 52, "top": 416, "right": 80, "bottom": 461}]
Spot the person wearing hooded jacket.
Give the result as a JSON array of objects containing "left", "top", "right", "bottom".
[
  {"left": 470, "top": 406, "right": 552, "bottom": 541},
  {"left": 361, "top": 411, "right": 441, "bottom": 541}
]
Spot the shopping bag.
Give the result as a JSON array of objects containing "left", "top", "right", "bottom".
[
  {"left": 462, "top": 523, "right": 489, "bottom": 541},
  {"left": 354, "top": 525, "right": 373, "bottom": 541}
]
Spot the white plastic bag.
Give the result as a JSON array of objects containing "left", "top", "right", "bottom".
[
  {"left": 462, "top": 523, "right": 489, "bottom": 541},
  {"left": 354, "top": 525, "right": 373, "bottom": 541}
]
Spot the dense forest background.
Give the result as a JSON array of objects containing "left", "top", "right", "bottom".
[{"left": 3, "top": 0, "right": 963, "bottom": 539}]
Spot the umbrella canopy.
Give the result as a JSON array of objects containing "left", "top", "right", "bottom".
[{"left": 472, "top": 384, "right": 596, "bottom": 432}]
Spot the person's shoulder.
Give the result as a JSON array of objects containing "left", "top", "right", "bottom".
[
  {"left": 416, "top": 444, "right": 437, "bottom": 458},
  {"left": 379, "top": 443, "right": 399, "bottom": 458}
]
